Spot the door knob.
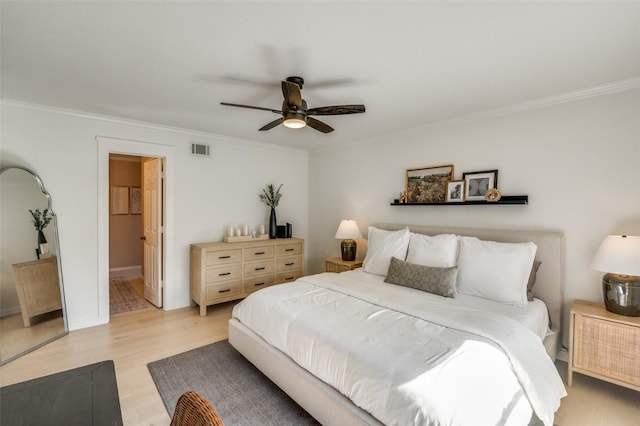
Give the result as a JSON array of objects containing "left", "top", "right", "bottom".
[{"left": 140, "top": 235, "right": 147, "bottom": 241}]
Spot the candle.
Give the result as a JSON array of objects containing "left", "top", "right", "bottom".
[
  {"left": 235, "top": 228, "right": 241, "bottom": 237},
  {"left": 259, "top": 224, "right": 265, "bottom": 235},
  {"left": 242, "top": 225, "right": 249, "bottom": 236},
  {"left": 227, "top": 226, "right": 234, "bottom": 237}
]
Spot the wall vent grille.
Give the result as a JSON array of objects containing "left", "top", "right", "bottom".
[{"left": 190, "top": 142, "right": 211, "bottom": 157}]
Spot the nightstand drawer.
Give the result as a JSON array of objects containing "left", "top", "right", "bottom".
[{"left": 573, "top": 314, "right": 640, "bottom": 387}]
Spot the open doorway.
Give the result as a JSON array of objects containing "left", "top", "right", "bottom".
[
  {"left": 108, "top": 154, "right": 149, "bottom": 315},
  {"left": 97, "top": 136, "right": 175, "bottom": 326}
]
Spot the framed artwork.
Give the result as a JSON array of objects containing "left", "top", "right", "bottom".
[
  {"left": 111, "top": 186, "right": 129, "bottom": 215},
  {"left": 405, "top": 165, "right": 454, "bottom": 203},
  {"left": 446, "top": 180, "right": 466, "bottom": 203},
  {"left": 129, "top": 187, "right": 142, "bottom": 215},
  {"left": 462, "top": 170, "right": 498, "bottom": 201}
]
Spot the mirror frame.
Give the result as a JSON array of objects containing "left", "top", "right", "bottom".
[{"left": 0, "top": 166, "right": 68, "bottom": 365}]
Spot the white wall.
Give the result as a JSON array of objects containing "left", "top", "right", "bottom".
[
  {"left": 309, "top": 89, "right": 640, "bottom": 347},
  {"left": 1, "top": 102, "right": 309, "bottom": 330}
]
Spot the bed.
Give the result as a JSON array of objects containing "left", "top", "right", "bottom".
[{"left": 229, "top": 224, "right": 567, "bottom": 425}]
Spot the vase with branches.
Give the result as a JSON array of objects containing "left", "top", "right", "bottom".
[
  {"left": 29, "top": 208, "right": 52, "bottom": 244},
  {"left": 259, "top": 184, "right": 283, "bottom": 239}
]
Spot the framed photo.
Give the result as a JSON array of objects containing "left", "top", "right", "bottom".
[
  {"left": 129, "top": 186, "right": 142, "bottom": 215},
  {"left": 406, "top": 165, "right": 454, "bottom": 203},
  {"left": 111, "top": 186, "right": 129, "bottom": 215},
  {"left": 446, "top": 180, "right": 466, "bottom": 203},
  {"left": 462, "top": 170, "right": 498, "bottom": 201}
]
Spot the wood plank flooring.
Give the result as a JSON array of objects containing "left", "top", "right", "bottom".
[{"left": 1, "top": 301, "right": 638, "bottom": 426}]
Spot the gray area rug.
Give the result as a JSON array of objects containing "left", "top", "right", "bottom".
[{"left": 147, "top": 340, "right": 320, "bottom": 425}]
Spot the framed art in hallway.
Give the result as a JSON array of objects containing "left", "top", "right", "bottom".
[
  {"left": 129, "top": 187, "right": 141, "bottom": 215},
  {"left": 405, "top": 165, "right": 454, "bottom": 203},
  {"left": 111, "top": 186, "right": 129, "bottom": 215},
  {"left": 463, "top": 170, "right": 498, "bottom": 201}
]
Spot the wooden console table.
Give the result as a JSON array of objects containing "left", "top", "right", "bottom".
[{"left": 12, "top": 256, "right": 62, "bottom": 327}]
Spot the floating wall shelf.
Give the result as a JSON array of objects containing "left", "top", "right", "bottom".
[{"left": 390, "top": 195, "right": 528, "bottom": 206}]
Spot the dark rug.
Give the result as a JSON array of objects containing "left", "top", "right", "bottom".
[
  {"left": 0, "top": 360, "right": 122, "bottom": 426},
  {"left": 109, "top": 276, "right": 149, "bottom": 315},
  {"left": 147, "top": 340, "right": 319, "bottom": 425}
]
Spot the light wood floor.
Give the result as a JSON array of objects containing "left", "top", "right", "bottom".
[{"left": 1, "top": 302, "right": 638, "bottom": 426}]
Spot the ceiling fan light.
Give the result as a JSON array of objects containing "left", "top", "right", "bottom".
[
  {"left": 283, "top": 111, "right": 307, "bottom": 129},
  {"left": 283, "top": 118, "right": 306, "bottom": 129}
]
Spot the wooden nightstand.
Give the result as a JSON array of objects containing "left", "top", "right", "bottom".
[
  {"left": 568, "top": 299, "right": 640, "bottom": 391},
  {"left": 325, "top": 257, "right": 363, "bottom": 273}
]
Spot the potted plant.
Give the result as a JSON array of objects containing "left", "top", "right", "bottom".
[
  {"left": 259, "top": 184, "right": 283, "bottom": 239},
  {"left": 29, "top": 208, "right": 52, "bottom": 245}
]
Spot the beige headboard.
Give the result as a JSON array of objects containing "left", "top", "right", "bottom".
[{"left": 373, "top": 223, "right": 565, "bottom": 337}]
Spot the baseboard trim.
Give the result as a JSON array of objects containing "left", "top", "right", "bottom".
[{"left": 109, "top": 265, "right": 141, "bottom": 280}]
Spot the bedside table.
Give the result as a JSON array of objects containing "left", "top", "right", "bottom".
[
  {"left": 568, "top": 299, "right": 640, "bottom": 391},
  {"left": 325, "top": 257, "right": 363, "bottom": 273}
]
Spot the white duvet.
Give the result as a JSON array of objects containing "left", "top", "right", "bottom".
[{"left": 232, "top": 270, "right": 566, "bottom": 426}]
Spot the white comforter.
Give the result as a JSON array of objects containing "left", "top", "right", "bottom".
[{"left": 232, "top": 270, "right": 566, "bottom": 426}]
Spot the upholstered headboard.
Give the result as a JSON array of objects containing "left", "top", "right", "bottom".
[{"left": 373, "top": 223, "right": 565, "bottom": 357}]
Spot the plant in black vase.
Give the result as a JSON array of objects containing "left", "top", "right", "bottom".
[
  {"left": 29, "top": 208, "right": 52, "bottom": 256},
  {"left": 259, "top": 184, "right": 283, "bottom": 239}
]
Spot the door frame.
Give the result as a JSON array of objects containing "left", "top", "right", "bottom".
[{"left": 97, "top": 136, "right": 175, "bottom": 324}]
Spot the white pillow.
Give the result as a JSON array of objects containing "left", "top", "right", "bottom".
[
  {"left": 362, "top": 227, "right": 410, "bottom": 276},
  {"left": 456, "top": 236, "right": 537, "bottom": 307},
  {"left": 406, "top": 233, "right": 459, "bottom": 268}
]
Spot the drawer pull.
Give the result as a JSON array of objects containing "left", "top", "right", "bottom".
[
  {"left": 254, "top": 251, "right": 266, "bottom": 255},
  {"left": 218, "top": 272, "right": 231, "bottom": 276},
  {"left": 285, "top": 248, "right": 295, "bottom": 252},
  {"left": 218, "top": 255, "right": 231, "bottom": 259},
  {"left": 218, "top": 288, "right": 231, "bottom": 293},
  {"left": 285, "top": 262, "right": 294, "bottom": 266},
  {"left": 255, "top": 267, "right": 265, "bottom": 271},
  {"left": 254, "top": 282, "right": 265, "bottom": 287},
  {"left": 284, "top": 276, "right": 295, "bottom": 281}
]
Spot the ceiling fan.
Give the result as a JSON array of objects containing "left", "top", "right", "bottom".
[{"left": 220, "top": 76, "right": 365, "bottom": 133}]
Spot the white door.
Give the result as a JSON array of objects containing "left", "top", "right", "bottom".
[{"left": 142, "top": 157, "right": 163, "bottom": 307}]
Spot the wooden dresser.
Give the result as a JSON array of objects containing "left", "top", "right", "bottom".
[
  {"left": 568, "top": 299, "right": 640, "bottom": 391},
  {"left": 190, "top": 238, "right": 304, "bottom": 316}
]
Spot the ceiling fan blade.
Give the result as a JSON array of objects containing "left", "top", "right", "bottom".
[
  {"left": 306, "top": 117, "right": 334, "bottom": 133},
  {"left": 307, "top": 105, "right": 365, "bottom": 115},
  {"left": 281, "top": 80, "right": 303, "bottom": 109},
  {"left": 259, "top": 118, "right": 284, "bottom": 131},
  {"left": 220, "top": 102, "right": 281, "bottom": 114}
]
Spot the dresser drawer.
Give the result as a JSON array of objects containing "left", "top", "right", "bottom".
[
  {"left": 244, "top": 260, "right": 275, "bottom": 278},
  {"left": 276, "top": 255, "right": 302, "bottom": 273},
  {"left": 275, "top": 270, "right": 302, "bottom": 284},
  {"left": 206, "top": 281, "right": 242, "bottom": 303},
  {"left": 205, "top": 249, "right": 242, "bottom": 265},
  {"left": 205, "top": 265, "right": 242, "bottom": 283},
  {"left": 276, "top": 242, "right": 303, "bottom": 257},
  {"left": 243, "top": 275, "right": 275, "bottom": 294},
  {"left": 243, "top": 246, "right": 274, "bottom": 262}
]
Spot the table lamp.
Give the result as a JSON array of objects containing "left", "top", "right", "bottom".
[
  {"left": 334, "top": 220, "right": 363, "bottom": 261},
  {"left": 589, "top": 235, "right": 640, "bottom": 317}
]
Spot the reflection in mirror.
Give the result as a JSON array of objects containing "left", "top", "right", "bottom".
[{"left": 0, "top": 166, "right": 68, "bottom": 365}]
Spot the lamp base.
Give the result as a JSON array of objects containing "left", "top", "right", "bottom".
[
  {"left": 602, "top": 273, "right": 640, "bottom": 317},
  {"left": 341, "top": 239, "right": 357, "bottom": 261}
]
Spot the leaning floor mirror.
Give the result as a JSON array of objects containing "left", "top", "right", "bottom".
[{"left": 0, "top": 166, "right": 68, "bottom": 365}]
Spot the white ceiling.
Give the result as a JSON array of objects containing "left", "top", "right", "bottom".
[{"left": 2, "top": 1, "right": 640, "bottom": 151}]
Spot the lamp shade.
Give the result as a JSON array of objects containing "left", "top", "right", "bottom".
[
  {"left": 589, "top": 235, "right": 640, "bottom": 276},
  {"left": 334, "top": 220, "right": 363, "bottom": 240}
]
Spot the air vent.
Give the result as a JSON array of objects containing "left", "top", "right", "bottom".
[{"left": 190, "top": 142, "right": 211, "bottom": 157}]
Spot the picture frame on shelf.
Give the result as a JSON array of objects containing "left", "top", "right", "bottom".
[
  {"left": 405, "top": 165, "right": 454, "bottom": 203},
  {"left": 462, "top": 170, "right": 498, "bottom": 201},
  {"left": 446, "top": 180, "right": 466, "bottom": 203}
]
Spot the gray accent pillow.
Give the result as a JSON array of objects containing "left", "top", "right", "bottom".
[{"left": 384, "top": 256, "right": 458, "bottom": 298}]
